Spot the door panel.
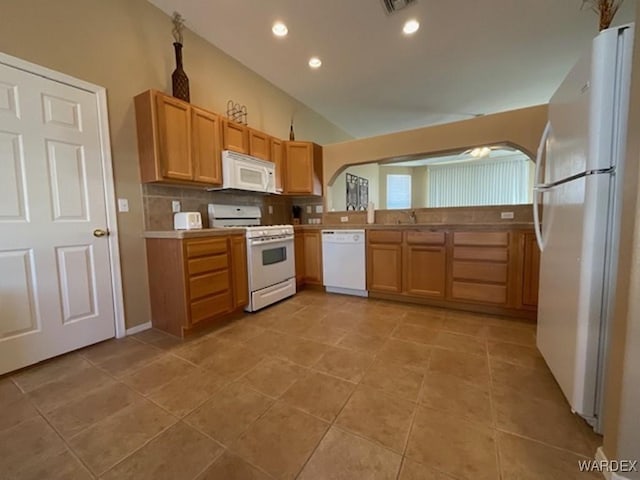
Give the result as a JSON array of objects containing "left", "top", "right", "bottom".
[
  {"left": 0, "top": 131, "right": 28, "bottom": 221},
  {"left": 56, "top": 245, "right": 98, "bottom": 324},
  {"left": 0, "top": 62, "right": 115, "bottom": 375},
  {"left": 46, "top": 141, "right": 89, "bottom": 221},
  {"left": 0, "top": 249, "right": 39, "bottom": 338}
]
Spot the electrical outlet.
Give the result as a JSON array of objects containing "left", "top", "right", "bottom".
[
  {"left": 315, "top": 205, "right": 323, "bottom": 214},
  {"left": 340, "top": 216, "right": 349, "bottom": 222},
  {"left": 306, "top": 205, "right": 312, "bottom": 214},
  {"left": 501, "top": 211, "right": 514, "bottom": 219},
  {"left": 172, "top": 200, "right": 181, "bottom": 213},
  {"left": 268, "top": 205, "right": 273, "bottom": 214},
  {"left": 117, "top": 198, "right": 129, "bottom": 213}
]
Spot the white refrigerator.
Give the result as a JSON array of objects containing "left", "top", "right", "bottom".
[{"left": 533, "top": 24, "right": 634, "bottom": 433}]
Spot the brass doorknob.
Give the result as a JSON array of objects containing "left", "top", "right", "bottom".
[{"left": 93, "top": 228, "right": 109, "bottom": 237}]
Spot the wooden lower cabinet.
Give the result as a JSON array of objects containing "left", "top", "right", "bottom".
[
  {"left": 294, "top": 228, "right": 323, "bottom": 287},
  {"left": 521, "top": 232, "right": 541, "bottom": 307},
  {"left": 146, "top": 234, "right": 248, "bottom": 337},
  {"left": 404, "top": 244, "right": 446, "bottom": 297},
  {"left": 367, "top": 230, "right": 402, "bottom": 293},
  {"left": 365, "top": 227, "right": 540, "bottom": 319}
]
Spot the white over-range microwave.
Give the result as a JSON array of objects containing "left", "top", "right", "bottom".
[{"left": 219, "top": 150, "right": 276, "bottom": 194}]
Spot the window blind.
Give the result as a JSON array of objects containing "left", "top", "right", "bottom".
[{"left": 386, "top": 174, "right": 412, "bottom": 209}]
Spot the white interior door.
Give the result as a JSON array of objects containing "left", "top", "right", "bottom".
[{"left": 0, "top": 62, "right": 116, "bottom": 375}]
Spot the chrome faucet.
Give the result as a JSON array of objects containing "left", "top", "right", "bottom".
[{"left": 405, "top": 210, "right": 417, "bottom": 224}]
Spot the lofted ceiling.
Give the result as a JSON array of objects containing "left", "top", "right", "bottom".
[{"left": 147, "top": 0, "right": 635, "bottom": 139}]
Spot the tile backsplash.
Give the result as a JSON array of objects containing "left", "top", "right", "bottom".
[{"left": 143, "top": 184, "right": 293, "bottom": 230}]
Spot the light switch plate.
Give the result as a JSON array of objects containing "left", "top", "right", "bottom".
[
  {"left": 172, "top": 200, "right": 181, "bottom": 213},
  {"left": 117, "top": 198, "right": 129, "bottom": 213},
  {"left": 501, "top": 211, "right": 514, "bottom": 219},
  {"left": 268, "top": 205, "right": 274, "bottom": 214},
  {"left": 306, "top": 205, "right": 312, "bottom": 214},
  {"left": 340, "top": 216, "right": 349, "bottom": 222},
  {"left": 315, "top": 205, "right": 323, "bottom": 214}
]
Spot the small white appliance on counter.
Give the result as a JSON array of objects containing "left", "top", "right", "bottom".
[
  {"left": 322, "top": 230, "right": 367, "bottom": 297},
  {"left": 534, "top": 24, "right": 633, "bottom": 433},
  {"left": 208, "top": 204, "right": 295, "bottom": 311},
  {"left": 173, "top": 212, "right": 202, "bottom": 230},
  {"left": 215, "top": 150, "right": 276, "bottom": 194}
]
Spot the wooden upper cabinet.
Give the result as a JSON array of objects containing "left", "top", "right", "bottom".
[
  {"left": 271, "top": 138, "right": 285, "bottom": 194},
  {"left": 155, "top": 93, "right": 192, "bottom": 181},
  {"left": 191, "top": 107, "right": 222, "bottom": 185},
  {"left": 222, "top": 119, "right": 249, "bottom": 154},
  {"left": 248, "top": 129, "right": 271, "bottom": 161},
  {"left": 284, "top": 141, "right": 323, "bottom": 196},
  {"left": 134, "top": 90, "right": 222, "bottom": 185}
]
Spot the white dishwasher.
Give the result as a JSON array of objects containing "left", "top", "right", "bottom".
[{"left": 322, "top": 230, "right": 368, "bottom": 297}]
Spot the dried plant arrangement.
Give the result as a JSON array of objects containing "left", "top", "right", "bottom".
[
  {"left": 582, "top": 0, "right": 625, "bottom": 31},
  {"left": 172, "top": 11, "right": 186, "bottom": 44}
]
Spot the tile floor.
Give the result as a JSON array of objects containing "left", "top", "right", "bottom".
[{"left": 0, "top": 290, "right": 602, "bottom": 479}]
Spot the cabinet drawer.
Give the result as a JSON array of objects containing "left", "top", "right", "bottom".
[
  {"left": 186, "top": 238, "right": 228, "bottom": 258},
  {"left": 453, "top": 231, "right": 509, "bottom": 246},
  {"left": 190, "top": 291, "right": 232, "bottom": 324},
  {"left": 368, "top": 230, "right": 402, "bottom": 244},
  {"left": 451, "top": 281, "right": 507, "bottom": 304},
  {"left": 189, "top": 270, "right": 230, "bottom": 300},
  {"left": 187, "top": 254, "right": 228, "bottom": 275},
  {"left": 453, "top": 246, "right": 508, "bottom": 262},
  {"left": 405, "top": 231, "right": 445, "bottom": 245},
  {"left": 452, "top": 261, "right": 508, "bottom": 283}
]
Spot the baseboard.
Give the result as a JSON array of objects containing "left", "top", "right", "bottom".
[
  {"left": 126, "top": 321, "right": 152, "bottom": 336},
  {"left": 595, "top": 447, "right": 635, "bottom": 480}
]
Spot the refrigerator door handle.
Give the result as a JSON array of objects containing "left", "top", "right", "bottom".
[
  {"left": 533, "top": 121, "right": 551, "bottom": 251},
  {"left": 535, "top": 167, "right": 615, "bottom": 190}
]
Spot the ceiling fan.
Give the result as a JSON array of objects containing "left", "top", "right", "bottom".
[{"left": 461, "top": 145, "right": 518, "bottom": 159}]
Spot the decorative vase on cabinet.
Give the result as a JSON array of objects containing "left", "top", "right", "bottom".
[{"left": 172, "top": 42, "right": 190, "bottom": 102}]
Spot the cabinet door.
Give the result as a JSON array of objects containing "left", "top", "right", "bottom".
[
  {"left": 404, "top": 245, "right": 446, "bottom": 297},
  {"left": 191, "top": 107, "right": 222, "bottom": 185},
  {"left": 294, "top": 231, "right": 305, "bottom": 286},
  {"left": 155, "top": 94, "right": 192, "bottom": 180},
  {"left": 285, "top": 141, "right": 314, "bottom": 194},
  {"left": 222, "top": 120, "right": 249, "bottom": 154},
  {"left": 303, "top": 231, "right": 323, "bottom": 284},
  {"left": 249, "top": 129, "right": 271, "bottom": 161},
  {"left": 367, "top": 243, "right": 402, "bottom": 293},
  {"left": 230, "top": 236, "right": 249, "bottom": 309},
  {"left": 522, "top": 232, "right": 540, "bottom": 306},
  {"left": 271, "top": 138, "right": 285, "bottom": 193}
]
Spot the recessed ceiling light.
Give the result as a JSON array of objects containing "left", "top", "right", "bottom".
[
  {"left": 272, "top": 22, "right": 288, "bottom": 37},
  {"left": 308, "top": 57, "right": 322, "bottom": 69},
  {"left": 403, "top": 19, "right": 420, "bottom": 35}
]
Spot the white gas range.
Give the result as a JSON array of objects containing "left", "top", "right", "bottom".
[{"left": 208, "top": 204, "right": 295, "bottom": 312}]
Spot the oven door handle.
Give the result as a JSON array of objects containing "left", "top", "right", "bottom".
[{"left": 249, "top": 237, "right": 294, "bottom": 246}]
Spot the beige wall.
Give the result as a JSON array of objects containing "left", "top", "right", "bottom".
[
  {"left": 0, "top": 0, "right": 351, "bottom": 329},
  {"left": 411, "top": 167, "right": 429, "bottom": 208},
  {"left": 323, "top": 104, "right": 548, "bottom": 188},
  {"left": 602, "top": 12, "right": 640, "bottom": 475}
]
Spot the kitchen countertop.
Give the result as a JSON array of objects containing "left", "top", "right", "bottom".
[
  {"left": 293, "top": 223, "right": 535, "bottom": 230},
  {"left": 144, "top": 228, "right": 246, "bottom": 239}
]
